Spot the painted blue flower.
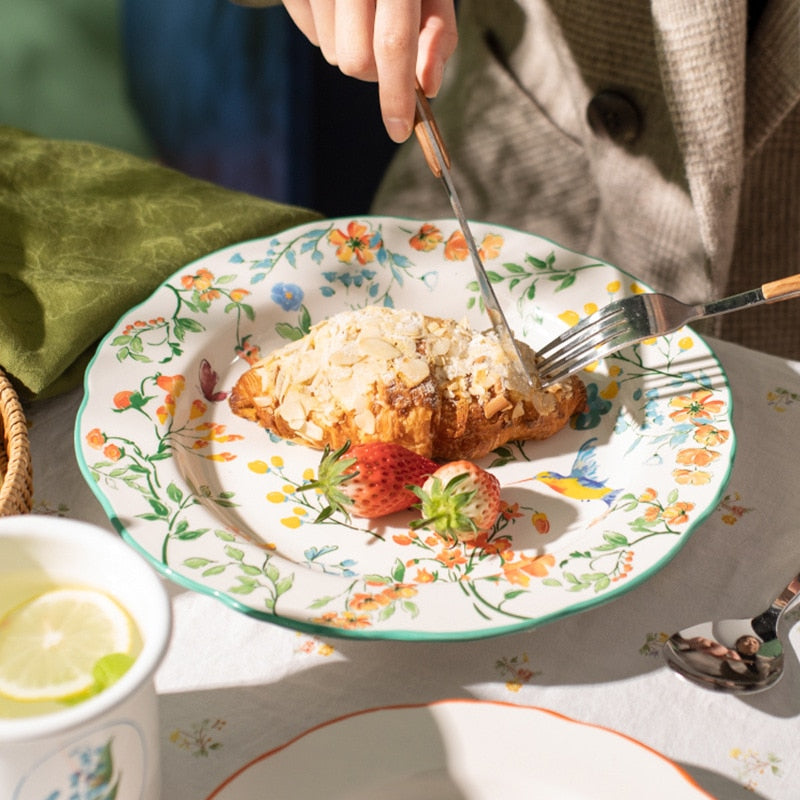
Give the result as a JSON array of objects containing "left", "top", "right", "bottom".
[
  {"left": 271, "top": 282, "right": 304, "bottom": 311},
  {"left": 572, "top": 382, "right": 613, "bottom": 430}
]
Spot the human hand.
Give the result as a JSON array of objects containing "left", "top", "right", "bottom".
[{"left": 282, "top": 0, "right": 458, "bottom": 142}]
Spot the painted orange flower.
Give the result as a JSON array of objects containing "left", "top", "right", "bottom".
[
  {"left": 86, "top": 428, "right": 106, "bottom": 449},
  {"left": 662, "top": 501, "right": 694, "bottom": 525},
  {"left": 312, "top": 611, "right": 372, "bottom": 630},
  {"left": 692, "top": 424, "right": 730, "bottom": 447},
  {"left": 676, "top": 448, "right": 721, "bottom": 467},
  {"left": 381, "top": 584, "right": 418, "bottom": 601},
  {"left": 501, "top": 553, "right": 556, "bottom": 586},
  {"left": 229, "top": 288, "right": 250, "bottom": 302},
  {"left": 444, "top": 229, "right": 468, "bottom": 261},
  {"left": 235, "top": 336, "right": 262, "bottom": 365},
  {"left": 198, "top": 288, "right": 221, "bottom": 303},
  {"left": 113, "top": 390, "right": 133, "bottom": 410},
  {"left": 190, "top": 399, "right": 207, "bottom": 420},
  {"left": 501, "top": 501, "right": 523, "bottom": 521},
  {"left": 156, "top": 401, "right": 175, "bottom": 425},
  {"left": 643, "top": 505, "right": 661, "bottom": 522},
  {"left": 103, "top": 443, "right": 122, "bottom": 462},
  {"left": 349, "top": 593, "right": 391, "bottom": 612},
  {"left": 479, "top": 535, "right": 514, "bottom": 560},
  {"left": 669, "top": 390, "right": 725, "bottom": 422},
  {"left": 181, "top": 268, "right": 215, "bottom": 291},
  {"left": 414, "top": 568, "right": 435, "bottom": 584},
  {"left": 156, "top": 374, "right": 186, "bottom": 397},
  {"left": 328, "top": 221, "right": 381, "bottom": 265},
  {"left": 409, "top": 223, "right": 443, "bottom": 252},
  {"left": 436, "top": 547, "right": 468, "bottom": 569},
  {"left": 531, "top": 512, "right": 550, "bottom": 534},
  {"left": 673, "top": 468, "right": 713, "bottom": 486},
  {"left": 205, "top": 452, "right": 237, "bottom": 463}
]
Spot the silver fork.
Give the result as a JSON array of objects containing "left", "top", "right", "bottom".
[{"left": 536, "top": 272, "right": 800, "bottom": 387}]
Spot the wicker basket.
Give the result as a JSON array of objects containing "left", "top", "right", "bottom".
[{"left": 0, "top": 368, "right": 33, "bottom": 516}]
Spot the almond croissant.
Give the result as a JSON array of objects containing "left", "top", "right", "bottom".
[{"left": 228, "top": 306, "right": 585, "bottom": 461}]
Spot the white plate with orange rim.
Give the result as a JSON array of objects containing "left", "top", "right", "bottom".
[
  {"left": 204, "top": 699, "right": 713, "bottom": 799},
  {"left": 75, "top": 216, "right": 735, "bottom": 640}
]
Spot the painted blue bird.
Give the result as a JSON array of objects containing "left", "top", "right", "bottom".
[{"left": 534, "top": 437, "right": 623, "bottom": 508}]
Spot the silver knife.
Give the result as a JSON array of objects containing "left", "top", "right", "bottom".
[{"left": 413, "top": 84, "right": 534, "bottom": 390}]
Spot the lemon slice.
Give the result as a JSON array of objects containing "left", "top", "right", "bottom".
[{"left": 0, "top": 587, "right": 133, "bottom": 702}]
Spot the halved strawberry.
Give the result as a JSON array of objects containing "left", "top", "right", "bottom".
[
  {"left": 409, "top": 460, "right": 502, "bottom": 542},
  {"left": 301, "top": 441, "right": 438, "bottom": 521}
]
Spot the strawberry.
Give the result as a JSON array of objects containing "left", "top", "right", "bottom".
[
  {"left": 301, "top": 441, "right": 438, "bottom": 521},
  {"left": 409, "top": 460, "right": 502, "bottom": 542}
]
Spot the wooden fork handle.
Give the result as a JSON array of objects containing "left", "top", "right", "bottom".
[
  {"left": 763, "top": 272, "right": 800, "bottom": 302},
  {"left": 413, "top": 81, "right": 451, "bottom": 177}
]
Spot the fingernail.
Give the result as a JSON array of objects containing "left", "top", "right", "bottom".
[
  {"left": 386, "top": 117, "right": 412, "bottom": 143},
  {"left": 430, "top": 58, "right": 445, "bottom": 96}
]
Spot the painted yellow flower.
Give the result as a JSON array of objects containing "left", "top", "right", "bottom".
[
  {"left": 558, "top": 309, "right": 580, "bottom": 327},
  {"left": 479, "top": 233, "right": 504, "bottom": 260}
]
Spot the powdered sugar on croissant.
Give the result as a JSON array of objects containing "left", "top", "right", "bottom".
[{"left": 228, "top": 306, "right": 585, "bottom": 460}]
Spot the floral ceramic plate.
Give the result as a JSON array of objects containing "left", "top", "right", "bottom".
[
  {"left": 76, "top": 216, "right": 735, "bottom": 640},
  {"left": 205, "top": 700, "right": 713, "bottom": 799}
]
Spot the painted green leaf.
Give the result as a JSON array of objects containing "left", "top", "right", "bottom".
[{"left": 184, "top": 557, "right": 212, "bottom": 568}]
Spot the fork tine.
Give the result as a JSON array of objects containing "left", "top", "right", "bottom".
[
  {"left": 536, "top": 307, "right": 628, "bottom": 374},
  {"left": 538, "top": 326, "right": 639, "bottom": 387},
  {"left": 535, "top": 302, "right": 623, "bottom": 360},
  {"left": 537, "top": 315, "right": 630, "bottom": 379}
]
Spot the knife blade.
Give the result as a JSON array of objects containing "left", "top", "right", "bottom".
[{"left": 413, "top": 84, "right": 534, "bottom": 390}]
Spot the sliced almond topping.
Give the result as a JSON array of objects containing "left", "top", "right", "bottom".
[
  {"left": 354, "top": 409, "right": 376, "bottom": 434},
  {"left": 359, "top": 336, "right": 402, "bottom": 359},
  {"left": 397, "top": 357, "right": 430, "bottom": 388},
  {"left": 278, "top": 392, "right": 307, "bottom": 429},
  {"left": 484, "top": 394, "right": 513, "bottom": 418},
  {"left": 300, "top": 420, "right": 324, "bottom": 442}
]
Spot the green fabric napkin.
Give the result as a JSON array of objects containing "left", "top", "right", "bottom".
[{"left": 0, "top": 126, "right": 320, "bottom": 399}]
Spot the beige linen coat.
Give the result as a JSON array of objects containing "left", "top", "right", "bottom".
[{"left": 373, "top": 0, "right": 800, "bottom": 357}]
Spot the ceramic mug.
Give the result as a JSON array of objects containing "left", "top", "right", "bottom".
[{"left": 0, "top": 515, "right": 172, "bottom": 799}]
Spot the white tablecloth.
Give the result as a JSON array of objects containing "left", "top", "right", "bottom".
[{"left": 24, "top": 336, "right": 800, "bottom": 799}]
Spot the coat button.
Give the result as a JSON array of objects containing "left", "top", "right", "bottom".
[{"left": 586, "top": 90, "right": 642, "bottom": 145}]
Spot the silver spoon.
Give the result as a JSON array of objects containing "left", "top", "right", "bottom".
[{"left": 663, "top": 573, "right": 800, "bottom": 693}]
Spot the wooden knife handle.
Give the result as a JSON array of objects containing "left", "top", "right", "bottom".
[
  {"left": 762, "top": 272, "right": 800, "bottom": 302},
  {"left": 413, "top": 81, "right": 451, "bottom": 177}
]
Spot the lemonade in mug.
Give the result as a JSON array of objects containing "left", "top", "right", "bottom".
[
  {"left": 0, "top": 571, "right": 143, "bottom": 719},
  {"left": 0, "top": 516, "right": 171, "bottom": 800}
]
